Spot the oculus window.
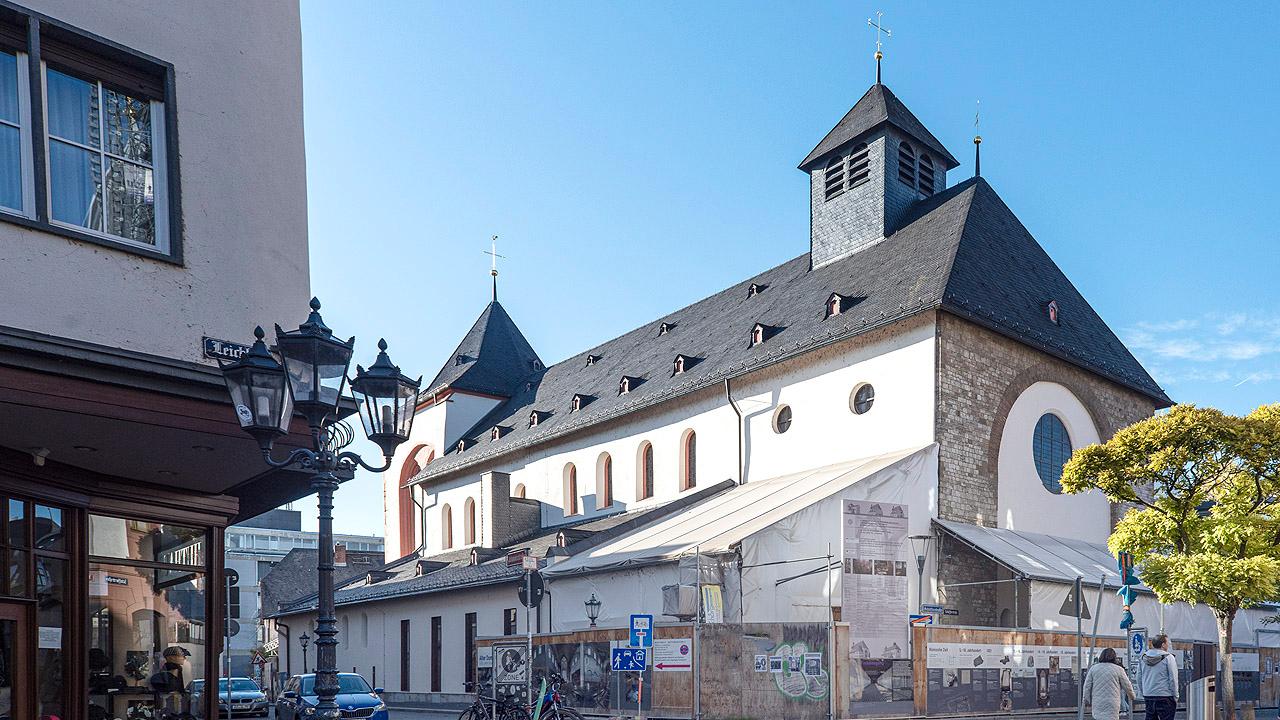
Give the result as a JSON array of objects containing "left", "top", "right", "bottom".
[
  {"left": 850, "top": 384, "right": 875, "bottom": 415},
  {"left": 1032, "top": 413, "right": 1072, "bottom": 494},
  {"left": 773, "top": 405, "right": 793, "bottom": 434}
]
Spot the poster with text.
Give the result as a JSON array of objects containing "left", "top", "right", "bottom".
[{"left": 842, "top": 500, "right": 908, "bottom": 660}]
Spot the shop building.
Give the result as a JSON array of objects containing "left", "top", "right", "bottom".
[{"left": 0, "top": 1, "right": 311, "bottom": 719}]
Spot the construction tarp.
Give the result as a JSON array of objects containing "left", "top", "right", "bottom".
[{"left": 542, "top": 445, "right": 934, "bottom": 578}]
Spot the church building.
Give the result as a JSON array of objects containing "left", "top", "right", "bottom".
[{"left": 269, "top": 68, "right": 1276, "bottom": 712}]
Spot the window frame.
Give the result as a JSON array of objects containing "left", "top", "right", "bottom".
[{"left": 0, "top": 8, "right": 182, "bottom": 263}]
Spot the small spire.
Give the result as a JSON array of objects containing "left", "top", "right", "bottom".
[
  {"left": 867, "top": 11, "right": 891, "bottom": 84},
  {"left": 483, "top": 235, "right": 506, "bottom": 302},
  {"left": 973, "top": 99, "right": 982, "bottom": 177}
]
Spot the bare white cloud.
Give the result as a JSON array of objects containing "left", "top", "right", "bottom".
[{"left": 1127, "top": 312, "right": 1280, "bottom": 392}]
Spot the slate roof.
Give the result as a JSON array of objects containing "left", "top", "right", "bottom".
[
  {"left": 257, "top": 548, "right": 387, "bottom": 617},
  {"left": 425, "top": 301, "right": 542, "bottom": 397},
  {"left": 799, "top": 83, "right": 960, "bottom": 171},
  {"left": 416, "top": 177, "right": 1169, "bottom": 485},
  {"left": 270, "top": 481, "right": 733, "bottom": 615}
]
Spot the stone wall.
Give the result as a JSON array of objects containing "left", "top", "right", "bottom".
[
  {"left": 933, "top": 312, "right": 1159, "bottom": 527},
  {"left": 936, "top": 534, "right": 999, "bottom": 627}
]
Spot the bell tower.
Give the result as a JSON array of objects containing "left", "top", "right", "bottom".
[{"left": 799, "top": 82, "right": 959, "bottom": 269}]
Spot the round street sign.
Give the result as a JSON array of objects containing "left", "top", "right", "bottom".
[
  {"left": 225, "top": 618, "right": 241, "bottom": 637},
  {"left": 517, "top": 571, "right": 544, "bottom": 608},
  {"left": 225, "top": 569, "right": 240, "bottom": 586}
]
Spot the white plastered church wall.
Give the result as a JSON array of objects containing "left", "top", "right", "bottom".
[{"left": 997, "top": 381, "right": 1110, "bottom": 543}]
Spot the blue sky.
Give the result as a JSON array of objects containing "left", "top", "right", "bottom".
[{"left": 298, "top": 2, "right": 1279, "bottom": 534}]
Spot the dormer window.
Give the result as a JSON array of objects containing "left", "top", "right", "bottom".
[
  {"left": 528, "top": 410, "right": 547, "bottom": 428},
  {"left": 750, "top": 323, "right": 766, "bottom": 347},
  {"left": 673, "top": 355, "right": 686, "bottom": 375},
  {"left": 897, "top": 141, "right": 917, "bottom": 188},
  {"left": 455, "top": 354, "right": 468, "bottom": 366},
  {"left": 918, "top": 155, "right": 935, "bottom": 197},
  {"left": 585, "top": 354, "right": 599, "bottom": 367},
  {"left": 824, "top": 154, "right": 846, "bottom": 201},
  {"left": 1047, "top": 300, "right": 1060, "bottom": 325},
  {"left": 747, "top": 283, "right": 765, "bottom": 298},
  {"left": 619, "top": 377, "right": 631, "bottom": 395},
  {"left": 658, "top": 321, "right": 674, "bottom": 336},
  {"left": 531, "top": 359, "right": 544, "bottom": 371},
  {"left": 571, "top": 394, "right": 582, "bottom": 412},
  {"left": 456, "top": 439, "right": 472, "bottom": 453},
  {"left": 825, "top": 293, "right": 851, "bottom": 318},
  {"left": 490, "top": 425, "right": 509, "bottom": 441}
]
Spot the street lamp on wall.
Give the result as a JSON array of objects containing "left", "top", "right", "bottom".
[
  {"left": 907, "top": 534, "right": 935, "bottom": 615},
  {"left": 218, "top": 298, "right": 420, "bottom": 720},
  {"left": 584, "top": 593, "right": 602, "bottom": 628}
]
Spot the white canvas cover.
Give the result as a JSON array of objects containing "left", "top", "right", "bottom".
[{"left": 542, "top": 445, "right": 935, "bottom": 578}]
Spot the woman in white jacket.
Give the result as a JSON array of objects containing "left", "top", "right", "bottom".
[{"left": 1083, "top": 648, "right": 1136, "bottom": 720}]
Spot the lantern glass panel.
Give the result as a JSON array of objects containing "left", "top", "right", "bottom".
[
  {"left": 395, "top": 382, "right": 416, "bottom": 437},
  {"left": 223, "top": 365, "right": 290, "bottom": 434},
  {"left": 279, "top": 336, "right": 351, "bottom": 415}
]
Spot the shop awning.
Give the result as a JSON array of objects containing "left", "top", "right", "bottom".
[
  {"left": 934, "top": 518, "right": 1145, "bottom": 590},
  {"left": 542, "top": 444, "right": 934, "bottom": 577}
]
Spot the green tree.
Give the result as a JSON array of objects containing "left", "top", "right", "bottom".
[{"left": 1060, "top": 404, "right": 1280, "bottom": 720}]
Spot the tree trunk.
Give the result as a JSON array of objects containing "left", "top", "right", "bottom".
[{"left": 1218, "top": 610, "right": 1236, "bottom": 720}]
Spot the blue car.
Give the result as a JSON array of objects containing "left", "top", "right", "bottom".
[{"left": 276, "top": 673, "right": 387, "bottom": 720}]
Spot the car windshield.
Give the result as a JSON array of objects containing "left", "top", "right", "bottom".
[
  {"left": 301, "top": 675, "right": 372, "bottom": 696},
  {"left": 218, "top": 679, "right": 261, "bottom": 692}
]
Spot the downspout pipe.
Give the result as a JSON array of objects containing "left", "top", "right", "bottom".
[{"left": 724, "top": 378, "right": 744, "bottom": 484}]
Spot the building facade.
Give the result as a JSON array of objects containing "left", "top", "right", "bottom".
[
  {"left": 0, "top": 2, "right": 313, "bottom": 719},
  {"left": 223, "top": 509, "right": 383, "bottom": 679}
]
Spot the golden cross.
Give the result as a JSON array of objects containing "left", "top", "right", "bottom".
[{"left": 867, "top": 11, "right": 891, "bottom": 83}]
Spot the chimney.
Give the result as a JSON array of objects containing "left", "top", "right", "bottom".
[{"left": 334, "top": 543, "right": 348, "bottom": 567}]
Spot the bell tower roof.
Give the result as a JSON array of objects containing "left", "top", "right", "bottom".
[
  {"left": 799, "top": 83, "right": 959, "bottom": 172},
  {"left": 425, "top": 301, "right": 542, "bottom": 398}
]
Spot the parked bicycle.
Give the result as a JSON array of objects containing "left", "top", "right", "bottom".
[
  {"left": 533, "top": 672, "right": 584, "bottom": 720},
  {"left": 459, "top": 682, "right": 530, "bottom": 720}
]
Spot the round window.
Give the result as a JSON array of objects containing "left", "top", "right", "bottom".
[
  {"left": 850, "top": 384, "right": 875, "bottom": 415},
  {"left": 1032, "top": 413, "right": 1072, "bottom": 494},
  {"left": 773, "top": 405, "right": 793, "bottom": 434}
]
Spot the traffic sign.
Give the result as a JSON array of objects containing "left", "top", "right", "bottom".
[
  {"left": 1130, "top": 629, "right": 1147, "bottom": 656},
  {"left": 611, "top": 647, "right": 647, "bottom": 672},
  {"left": 225, "top": 568, "right": 240, "bottom": 586},
  {"left": 517, "top": 571, "right": 544, "bottom": 608},
  {"left": 653, "top": 638, "right": 692, "bottom": 671},
  {"left": 521, "top": 555, "right": 539, "bottom": 571},
  {"left": 909, "top": 614, "right": 934, "bottom": 627},
  {"left": 629, "top": 614, "right": 653, "bottom": 648}
]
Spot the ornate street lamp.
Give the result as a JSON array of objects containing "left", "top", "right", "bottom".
[
  {"left": 584, "top": 593, "right": 602, "bottom": 628},
  {"left": 299, "top": 631, "right": 311, "bottom": 674},
  {"left": 219, "top": 298, "right": 420, "bottom": 720}
]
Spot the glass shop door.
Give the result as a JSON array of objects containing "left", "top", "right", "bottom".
[{"left": 0, "top": 601, "right": 31, "bottom": 720}]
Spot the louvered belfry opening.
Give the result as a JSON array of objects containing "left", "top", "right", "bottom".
[
  {"left": 897, "top": 141, "right": 917, "bottom": 188},
  {"left": 823, "top": 154, "right": 846, "bottom": 201},
  {"left": 918, "top": 154, "right": 936, "bottom": 197}
]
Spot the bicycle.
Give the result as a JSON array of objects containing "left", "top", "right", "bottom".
[
  {"left": 532, "top": 672, "right": 584, "bottom": 720},
  {"left": 459, "top": 682, "right": 530, "bottom": 720}
]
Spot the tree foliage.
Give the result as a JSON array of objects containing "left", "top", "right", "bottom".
[{"left": 1061, "top": 404, "right": 1280, "bottom": 720}]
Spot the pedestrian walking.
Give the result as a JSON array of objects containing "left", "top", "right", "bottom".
[
  {"left": 1138, "top": 634, "right": 1179, "bottom": 720},
  {"left": 1083, "top": 648, "right": 1135, "bottom": 720}
]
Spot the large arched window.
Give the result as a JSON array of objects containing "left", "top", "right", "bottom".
[
  {"left": 823, "top": 154, "right": 846, "bottom": 201},
  {"left": 441, "top": 504, "right": 453, "bottom": 550},
  {"left": 597, "top": 453, "right": 613, "bottom": 509},
  {"left": 680, "top": 430, "right": 697, "bottom": 491},
  {"left": 463, "top": 497, "right": 476, "bottom": 545},
  {"left": 397, "top": 444, "right": 434, "bottom": 557},
  {"left": 637, "top": 442, "right": 654, "bottom": 500},
  {"left": 512, "top": 483, "right": 526, "bottom": 499},
  {"left": 897, "top": 141, "right": 917, "bottom": 188},
  {"left": 1032, "top": 414, "right": 1072, "bottom": 494},
  {"left": 564, "top": 464, "right": 578, "bottom": 516},
  {"left": 918, "top": 154, "right": 935, "bottom": 196}
]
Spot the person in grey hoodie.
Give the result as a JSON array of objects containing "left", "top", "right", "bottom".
[
  {"left": 1083, "top": 648, "right": 1135, "bottom": 720},
  {"left": 1139, "top": 634, "right": 1179, "bottom": 720}
]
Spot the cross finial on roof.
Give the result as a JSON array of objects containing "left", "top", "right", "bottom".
[
  {"left": 867, "top": 11, "right": 891, "bottom": 84},
  {"left": 483, "top": 235, "right": 506, "bottom": 302}
]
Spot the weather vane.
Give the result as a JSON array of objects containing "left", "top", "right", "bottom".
[
  {"left": 483, "top": 235, "right": 506, "bottom": 302},
  {"left": 867, "top": 11, "right": 891, "bottom": 84}
]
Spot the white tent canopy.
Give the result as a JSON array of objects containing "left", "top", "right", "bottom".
[
  {"left": 934, "top": 519, "right": 1145, "bottom": 589},
  {"left": 543, "top": 445, "right": 932, "bottom": 578}
]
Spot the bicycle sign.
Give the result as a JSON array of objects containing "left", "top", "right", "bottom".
[{"left": 611, "top": 647, "right": 647, "bottom": 672}]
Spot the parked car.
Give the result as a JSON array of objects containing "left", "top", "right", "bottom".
[
  {"left": 191, "top": 677, "right": 271, "bottom": 717},
  {"left": 276, "top": 673, "right": 387, "bottom": 720}
]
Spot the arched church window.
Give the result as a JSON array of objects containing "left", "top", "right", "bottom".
[
  {"left": 773, "top": 405, "right": 793, "bottom": 434},
  {"left": 850, "top": 383, "right": 875, "bottom": 415},
  {"left": 918, "top": 155, "right": 936, "bottom": 197},
  {"left": 598, "top": 453, "right": 613, "bottom": 508},
  {"left": 564, "top": 464, "right": 578, "bottom": 515},
  {"left": 848, "top": 143, "right": 870, "bottom": 188},
  {"left": 1033, "top": 413, "right": 1072, "bottom": 494},
  {"left": 513, "top": 483, "right": 526, "bottom": 499},
  {"left": 824, "top": 154, "right": 846, "bottom": 201},
  {"left": 463, "top": 497, "right": 476, "bottom": 544},
  {"left": 681, "top": 430, "right": 696, "bottom": 490},
  {"left": 897, "top": 141, "right": 917, "bottom": 188},
  {"left": 638, "top": 442, "right": 654, "bottom": 500},
  {"left": 441, "top": 504, "right": 453, "bottom": 550}
]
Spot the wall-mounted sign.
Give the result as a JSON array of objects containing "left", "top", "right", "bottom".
[
  {"left": 203, "top": 337, "right": 252, "bottom": 362},
  {"left": 105, "top": 575, "right": 129, "bottom": 586}
]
